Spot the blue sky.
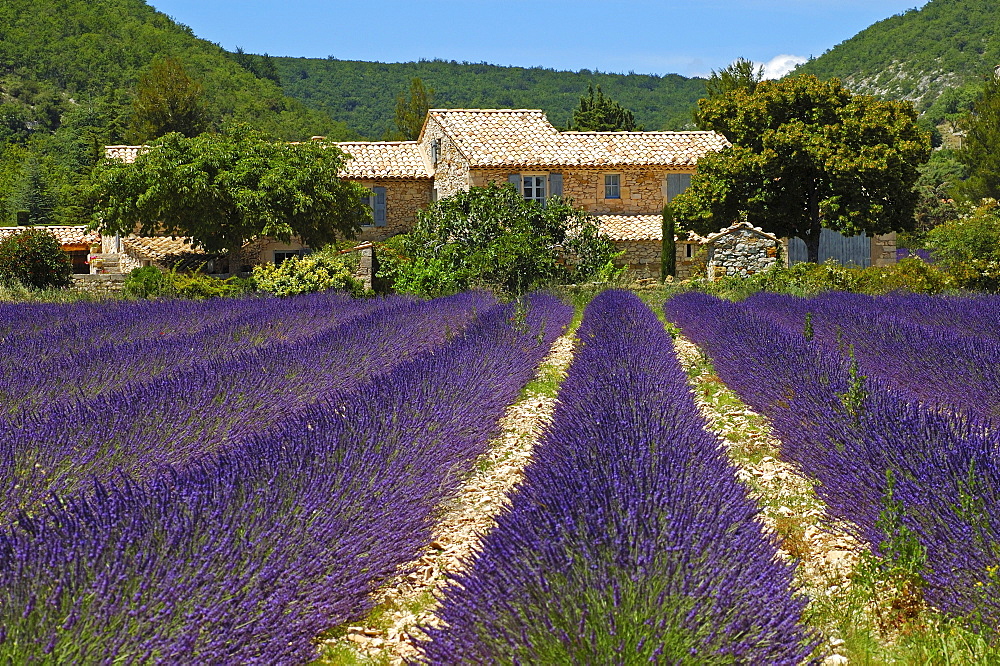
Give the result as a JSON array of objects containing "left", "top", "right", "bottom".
[{"left": 149, "top": 0, "right": 926, "bottom": 79}]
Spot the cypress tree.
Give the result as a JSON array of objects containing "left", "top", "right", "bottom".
[{"left": 662, "top": 204, "right": 676, "bottom": 280}]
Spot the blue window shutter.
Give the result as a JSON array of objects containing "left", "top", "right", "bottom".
[
  {"left": 508, "top": 173, "right": 522, "bottom": 191},
  {"left": 667, "top": 173, "right": 692, "bottom": 202},
  {"left": 374, "top": 186, "right": 387, "bottom": 227},
  {"left": 549, "top": 173, "right": 563, "bottom": 198}
]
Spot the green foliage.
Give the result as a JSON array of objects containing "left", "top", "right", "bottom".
[
  {"left": 88, "top": 124, "right": 370, "bottom": 271},
  {"left": 229, "top": 47, "right": 281, "bottom": 85},
  {"left": 695, "top": 58, "right": 763, "bottom": 129},
  {"left": 565, "top": 84, "right": 642, "bottom": 131},
  {"left": 700, "top": 257, "right": 959, "bottom": 300},
  {"left": 7, "top": 155, "right": 58, "bottom": 224},
  {"left": 956, "top": 73, "right": 1000, "bottom": 203},
  {"left": 796, "top": 0, "right": 1000, "bottom": 115},
  {"left": 378, "top": 183, "right": 620, "bottom": 298},
  {"left": 251, "top": 247, "right": 365, "bottom": 297},
  {"left": 272, "top": 57, "right": 706, "bottom": 137},
  {"left": 387, "top": 77, "right": 433, "bottom": 141},
  {"left": 0, "top": 227, "right": 72, "bottom": 289},
  {"left": 661, "top": 205, "right": 676, "bottom": 279},
  {"left": 123, "top": 265, "right": 247, "bottom": 299},
  {"left": 128, "top": 56, "right": 210, "bottom": 143},
  {"left": 925, "top": 199, "right": 1000, "bottom": 265},
  {"left": 673, "top": 75, "right": 930, "bottom": 263}
]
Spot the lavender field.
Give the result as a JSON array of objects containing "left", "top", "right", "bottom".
[{"left": 4, "top": 288, "right": 1000, "bottom": 664}]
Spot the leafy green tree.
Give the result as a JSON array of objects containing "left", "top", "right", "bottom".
[
  {"left": 0, "top": 228, "right": 72, "bottom": 288},
  {"left": 128, "top": 57, "right": 211, "bottom": 143},
  {"left": 387, "top": 77, "right": 433, "bottom": 141},
  {"left": 673, "top": 75, "right": 930, "bottom": 263},
  {"left": 695, "top": 58, "right": 764, "bottom": 129},
  {"left": 9, "top": 155, "right": 58, "bottom": 224},
  {"left": 956, "top": 73, "right": 1000, "bottom": 202},
  {"left": 381, "top": 183, "right": 619, "bottom": 297},
  {"left": 566, "top": 84, "right": 642, "bottom": 131},
  {"left": 88, "top": 124, "right": 370, "bottom": 274}
]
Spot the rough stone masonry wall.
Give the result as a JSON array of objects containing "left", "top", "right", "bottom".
[
  {"left": 72, "top": 274, "right": 126, "bottom": 294},
  {"left": 471, "top": 168, "right": 692, "bottom": 215},
  {"left": 612, "top": 240, "right": 661, "bottom": 280},
  {"left": 708, "top": 228, "right": 779, "bottom": 279},
  {"left": 871, "top": 232, "right": 897, "bottom": 267},
  {"left": 355, "top": 179, "right": 433, "bottom": 241},
  {"left": 423, "top": 117, "right": 471, "bottom": 199}
]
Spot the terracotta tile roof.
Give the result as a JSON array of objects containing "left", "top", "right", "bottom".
[
  {"left": 426, "top": 109, "right": 728, "bottom": 168},
  {"left": 595, "top": 215, "right": 664, "bottom": 242},
  {"left": 336, "top": 141, "right": 431, "bottom": 179},
  {"left": 0, "top": 226, "right": 100, "bottom": 247},
  {"left": 122, "top": 236, "right": 210, "bottom": 260},
  {"left": 104, "top": 146, "right": 145, "bottom": 163}
]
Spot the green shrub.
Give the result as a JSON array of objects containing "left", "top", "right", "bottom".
[
  {"left": 124, "top": 265, "right": 249, "bottom": 299},
  {"left": 379, "top": 183, "right": 620, "bottom": 298},
  {"left": 925, "top": 200, "right": 1000, "bottom": 266},
  {"left": 123, "top": 265, "right": 171, "bottom": 298},
  {"left": 699, "top": 257, "right": 958, "bottom": 300},
  {"left": 0, "top": 228, "right": 72, "bottom": 289},
  {"left": 251, "top": 247, "right": 364, "bottom": 297}
]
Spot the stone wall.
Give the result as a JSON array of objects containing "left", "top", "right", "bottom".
[
  {"left": 355, "top": 178, "right": 433, "bottom": 242},
  {"left": 611, "top": 240, "right": 661, "bottom": 279},
  {"left": 871, "top": 232, "right": 897, "bottom": 267},
  {"left": 706, "top": 224, "right": 780, "bottom": 279},
  {"left": 71, "top": 274, "right": 126, "bottom": 294},
  {"left": 470, "top": 167, "right": 693, "bottom": 215},
  {"left": 423, "top": 116, "right": 470, "bottom": 199}
]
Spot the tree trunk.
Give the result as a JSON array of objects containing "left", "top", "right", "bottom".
[{"left": 228, "top": 242, "right": 243, "bottom": 277}]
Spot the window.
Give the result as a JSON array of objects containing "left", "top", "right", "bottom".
[
  {"left": 274, "top": 250, "right": 301, "bottom": 266},
  {"left": 523, "top": 175, "right": 546, "bottom": 204},
  {"left": 666, "top": 173, "right": 692, "bottom": 202},
  {"left": 508, "top": 173, "right": 563, "bottom": 206},
  {"left": 360, "top": 186, "right": 387, "bottom": 227},
  {"left": 430, "top": 139, "right": 441, "bottom": 165},
  {"left": 686, "top": 243, "right": 694, "bottom": 259},
  {"left": 604, "top": 174, "right": 620, "bottom": 199}
]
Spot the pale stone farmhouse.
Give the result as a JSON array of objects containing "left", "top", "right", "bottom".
[{"left": 101, "top": 109, "right": 896, "bottom": 278}]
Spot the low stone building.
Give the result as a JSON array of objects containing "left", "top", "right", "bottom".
[{"left": 704, "top": 221, "right": 781, "bottom": 279}]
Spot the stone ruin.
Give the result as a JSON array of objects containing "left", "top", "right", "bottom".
[{"left": 704, "top": 221, "right": 780, "bottom": 280}]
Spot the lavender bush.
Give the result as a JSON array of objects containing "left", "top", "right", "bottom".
[
  {"left": 666, "top": 291, "right": 1000, "bottom": 631},
  {"left": 418, "top": 290, "right": 814, "bottom": 664},
  {"left": 0, "top": 291, "right": 494, "bottom": 523},
  {"left": 0, "top": 294, "right": 571, "bottom": 663}
]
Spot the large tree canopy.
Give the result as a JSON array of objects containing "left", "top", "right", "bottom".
[
  {"left": 672, "top": 75, "right": 930, "bottom": 263},
  {"left": 88, "top": 124, "right": 370, "bottom": 272}
]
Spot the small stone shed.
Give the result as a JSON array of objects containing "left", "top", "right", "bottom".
[
  {"left": 704, "top": 221, "right": 780, "bottom": 279},
  {"left": 0, "top": 225, "right": 101, "bottom": 274}
]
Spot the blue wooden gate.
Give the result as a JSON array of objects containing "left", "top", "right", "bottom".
[{"left": 787, "top": 229, "right": 871, "bottom": 267}]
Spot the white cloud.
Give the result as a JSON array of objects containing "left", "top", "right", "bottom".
[{"left": 760, "top": 54, "right": 808, "bottom": 79}]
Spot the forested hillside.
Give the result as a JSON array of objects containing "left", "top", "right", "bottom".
[
  {"left": 795, "top": 0, "right": 1000, "bottom": 123},
  {"left": 270, "top": 57, "right": 707, "bottom": 137},
  {"left": 0, "top": 0, "right": 354, "bottom": 225}
]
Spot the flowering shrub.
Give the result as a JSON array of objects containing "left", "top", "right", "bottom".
[
  {"left": 0, "top": 227, "right": 72, "bottom": 289},
  {"left": 251, "top": 247, "right": 364, "bottom": 297}
]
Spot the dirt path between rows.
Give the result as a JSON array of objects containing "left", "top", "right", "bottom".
[{"left": 318, "top": 333, "right": 576, "bottom": 664}]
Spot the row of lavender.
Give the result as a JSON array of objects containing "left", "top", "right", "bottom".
[
  {"left": 0, "top": 293, "right": 572, "bottom": 662},
  {"left": 3, "top": 292, "right": 489, "bottom": 521},
  {"left": 740, "top": 291, "right": 1000, "bottom": 422},
  {"left": 418, "top": 291, "right": 814, "bottom": 664},
  {"left": 0, "top": 291, "right": 393, "bottom": 417},
  {"left": 666, "top": 292, "right": 1000, "bottom": 629}
]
